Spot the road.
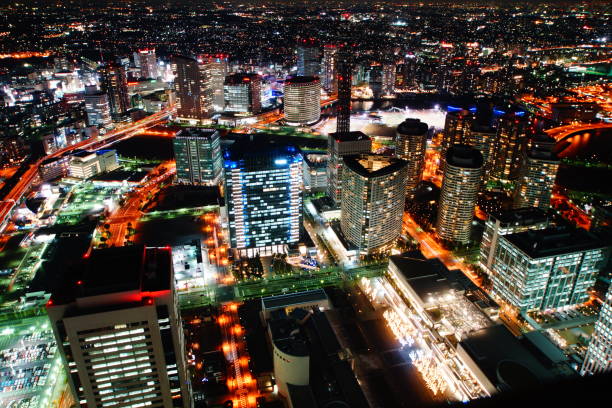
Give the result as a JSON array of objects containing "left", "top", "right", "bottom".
[
  {"left": 545, "top": 122, "right": 612, "bottom": 142},
  {"left": 0, "top": 107, "right": 173, "bottom": 232}
]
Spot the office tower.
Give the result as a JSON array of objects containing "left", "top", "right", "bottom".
[
  {"left": 47, "top": 245, "right": 192, "bottom": 408},
  {"left": 172, "top": 55, "right": 213, "bottom": 122},
  {"left": 223, "top": 73, "right": 261, "bottom": 114},
  {"left": 490, "top": 227, "right": 608, "bottom": 312},
  {"left": 336, "top": 48, "right": 352, "bottom": 134},
  {"left": 322, "top": 45, "right": 338, "bottom": 93},
  {"left": 224, "top": 141, "right": 302, "bottom": 256},
  {"left": 284, "top": 76, "right": 321, "bottom": 126},
  {"left": 173, "top": 128, "right": 223, "bottom": 185},
  {"left": 513, "top": 133, "right": 560, "bottom": 210},
  {"left": 137, "top": 49, "right": 157, "bottom": 79},
  {"left": 490, "top": 112, "right": 529, "bottom": 182},
  {"left": 382, "top": 63, "right": 396, "bottom": 96},
  {"left": 469, "top": 124, "right": 496, "bottom": 170},
  {"left": 440, "top": 109, "right": 473, "bottom": 162},
  {"left": 0, "top": 137, "right": 26, "bottom": 168},
  {"left": 341, "top": 154, "right": 408, "bottom": 254},
  {"left": 395, "top": 118, "right": 428, "bottom": 199},
  {"left": 582, "top": 285, "right": 612, "bottom": 375},
  {"left": 327, "top": 131, "right": 371, "bottom": 205},
  {"left": 99, "top": 62, "right": 130, "bottom": 119},
  {"left": 436, "top": 145, "right": 483, "bottom": 245},
  {"left": 201, "top": 54, "right": 228, "bottom": 112},
  {"left": 296, "top": 42, "right": 320, "bottom": 77},
  {"left": 83, "top": 86, "right": 112, "bottom": 128},
  {"left": 479, "top": 207, "right": 549, "bottom": 274}
]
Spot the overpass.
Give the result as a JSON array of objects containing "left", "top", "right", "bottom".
[
  {"left": 545, "top": 122, "right": 612, "bottom": 142},
  {"left": 0, "top": 107, "right": 174, "bottom": 231}
]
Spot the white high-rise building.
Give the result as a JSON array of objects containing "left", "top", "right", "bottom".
[
  {"left": 341, "top": 154, "right": 408, "bottom": 254},
  {"left": 84, "top": 87, "right": 112, "bottom": 128},
  {"left": 582, "top": 285, "right": 612, "bottom": 375},
  {"left": 284, "top": 76, "right": 321, "bottom": 126},
  {"left": 47, "top": 246, "right": 193, "bottom": 408},
  {"left": 436, "top": 144, "right": 483, "bottom": 245}
]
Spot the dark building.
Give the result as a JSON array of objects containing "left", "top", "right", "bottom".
[
  {"left": 99, "top": 62, "right": 130, "bottom": 119},
  {"left": 172, "top": 55, "right": 213, "bottom": 122}
]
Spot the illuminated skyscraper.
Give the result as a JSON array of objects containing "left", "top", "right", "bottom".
[
  {"left": 341, "top": 154, "right": 408, "bottom": 254},
  {"left": 223, "top": 73, "right": 261, "bottom": 114},
  {"left": 395, "top": 118, "right": 428, "bottom": 198},
  {"left": 582, "top": 285, "right": 612, "bottom": 375},
  {"left": 336, "top": 48, "right": 352, "bottom": 134},
  {"left": 440, "top": 108, "right": 473, "bottom": 164},
  {"left": 224, "top": 141, "right": 302, "bottom": 256},
  {"left": 490, "top": 112, "right": 529, "bottom": 182},
  {"left": 171, "top": 55, "right": 213, "bottom": 123},
  {"left": 83, "top": 86, "right": 112, "bottom": 128},
  {"left": 173, "top": 128, "right": 223, "bottom": 185},
  {"left": 47, "top": 245, "right": 192, "bottom": 408},
  {"left": 469, "top": 124, "right": 496, "bottom": 170},
  {"left": 99, "top": 62, "right": 130, "bottom": 119},
  {"left": 490, "top": 227, "right": 608, "bottom": 312},
  {"left": 382, "top": 63, "right": 396, "bottom": 96},
  {"left": 284, "top": 76, "right": 321, "bottom": 125},
  {"left": 296, "top": 42, "right": 320, "bottom": 77},
  {"left": 436, "top": 144, "right": 483, "bottom": 245},
  {"left": 137, "top": 49, "right": 157, "bottom": 79},
  {"left": 202, "top": 54, "right": 229, "bottom": 112},
  {"left": 513, "top": 133, "right": 560, "bottom": 210},
  {"left": 322, "top": 45, "right": 338, "bottom": 93},
  {"left": 327, "top": 131, "right": 371, "bottom": 205}
]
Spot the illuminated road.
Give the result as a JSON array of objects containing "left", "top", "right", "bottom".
[
  {"left": 545, "top": 122, "right": 612, "bottom": 142},
  {"left": 0, "top": 107, "right": 173, "bottom": 232}
]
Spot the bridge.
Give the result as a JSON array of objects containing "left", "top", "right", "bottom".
[{"left": 545, "top": 122, "right": 612, "bottom": 142}]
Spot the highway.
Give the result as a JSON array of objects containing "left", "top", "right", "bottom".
[
  {"left": 544, "top": 122, "right": 612, "bottom": 142},
  {"left": 0, "top": 107, "right": 174, "bottom": 232}
]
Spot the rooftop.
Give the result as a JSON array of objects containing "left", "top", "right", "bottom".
[
  {"left": 224, "top": 73, "right": 260, "bottom": 85},
  {"left": 329, "top": 131, "right": 370, "bottom": 143},
  {"left": 504, "top": 227, "right": 606, "bottom": 258},
  {"left": 489, "top": 207, "right": 549, "bottom": 227},
  {"left": 285, "top": 75, "right": 319, "bottom": 85},
  {"left": 445, "top": 144, "right": 484, "bottom": 169},
  {"left": 50, "top": 245, "right": 172, "bottom": 305},
  {"left": 262, "top": 289, "right": 328, "bottom": 310},
  {"left": 343, "top": 154, "right": 407, "bottom": 178},
  {"left": 223, "top": 139, "right": 301, "bottom": 166},
  {"left": 396, "top": 118, "right": 428, "bottom": 135},
  {"left": 176, "top": 127, "right": 219, "bottom": 140}
]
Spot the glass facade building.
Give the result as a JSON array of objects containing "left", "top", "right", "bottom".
[
  {"left": 223, "top": 73, "right": 261, "bottom": 115},
  {"left": 490, "top": 228, "right": 609, "bottom": 312},
  {"left": 582, "top": 285, "right": 612, "bottom": 375},
  {"left": 224, "top": 141, "right": 303, "bottom": 256},
  {"left": 173, "top": 128, "right": 223, "bottom": 185}
]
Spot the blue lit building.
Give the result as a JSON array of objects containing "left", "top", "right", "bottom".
[{"left": 223, "top": 140, "right": 303, "bottom": 256}]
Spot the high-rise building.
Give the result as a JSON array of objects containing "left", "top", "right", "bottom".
[
  {"left": 296, "top": 43, "right": 320, "bottom": 77},
  {"left": 47, "top": 245, "right": 192, "bottom": 408},
  {"left": 99, "top": 62, "right": 130, "bottom": 120},
  {"left": 582, "top": 285, "right": 612, "bottom": 375},
  {"left": 83, "top": 86, "right": 112, "bottom": 128},
  {"left": 479, "top": 207, "right": 549, "bottom": 274},
  {"left": 440, "top": 109, "right": 474, "bottom": 164},
  {"left": 224, "top": 141, "right": 302, "bottom": 256},
  {"left": 341, "top": 154, "right": 408, "bottom": 254},
  {"left": 173, "top": 128, "right": 223, "bottom": 185},
  {"left": 137, "top": 49, "right": 158, "bottom": 79},
  {"left": 469, "top": 124, "right": 496, "bottom": 170},
  {"left": 223, "top": 73, "right": 261, "bottom": 114},
  {"left": 382, "top": 63, "right": 396, "bottom": 96},
  {"left": 336, "top": 48, "right": 352, "bottom": 134},
  {"left": 436, "top": 144, "right": 483, "bottom": 245},
  {"left": 395, "top": 118, "right": 428, "bottom": 198},
  {"left": 490, "top": 227, "right": 608, "bottom": 312},
  {"left": 513, "top": 133, "right": 560, "bottom": 210},
  {"left": 172, "top": 55, "right": 213, "bottom": 122},
  {"left": 284, "top": 76, "right": 321, "bottom": 126},
  {"left": 490, "top": 112, "right": 529, "bottom": 182},
  {"left": 321, "top": 45, "right": 338, "bottom": 94},
  {"left": 327, "top": 131, "right": 371, "bottom": 205},
  {"left": 0, "top": 137, "right": 27, "bottom": 168},
  {"left": 201, "top": 54, "right": 228, "bottom": 112}
]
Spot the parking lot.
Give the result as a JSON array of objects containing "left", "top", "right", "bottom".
[{"left": 0, "top": 316, "right": 63, "bottom": 408}]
